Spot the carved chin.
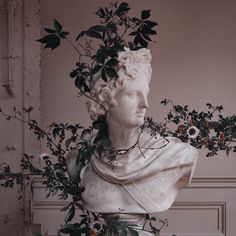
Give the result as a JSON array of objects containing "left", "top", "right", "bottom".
[{"left": 126, "top": 117, "right": 145, "bottom": 127}]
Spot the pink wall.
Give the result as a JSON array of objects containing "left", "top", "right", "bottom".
[{"left": 41, "top": 0, "right": 236, "bottom": 176}]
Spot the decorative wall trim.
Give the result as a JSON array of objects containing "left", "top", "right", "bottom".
[
  {"left": 22, "top": 0, "right": 41, "bottom": 230},
  {"left": 171, "top": 202, "right": 226, "bottom": 234},
  {"left": 33, "top": 201, "right": 226, "bottom": 236},
  {"left": 33, "top": 201, "right": 70, "bottom": 210},
  {"left": 32, "top": 176, "right": 236, "bottom": 189},
  {"left": 190, "top": 176, "right": 236, "bottom": 189},
  {"left": 5, "top": 0, "right": 19, "bottom": 95}
]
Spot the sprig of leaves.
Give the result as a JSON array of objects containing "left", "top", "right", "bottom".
[
  {"left": 36, "top": 19, "right": 69, "bottom": 50},
  {"left": 37, "top": 2, "right": 158, "bottom": 96},
  {"left": 142, "top": 99, "right": 236, "bottom": 157}
]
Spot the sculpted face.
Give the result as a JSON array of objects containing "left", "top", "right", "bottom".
[
  {"left": 106, "top": 78, "right": 150, "bottom": 128},
  {"left": 86, "top": 48, "right": 152, "bottom": 122}
]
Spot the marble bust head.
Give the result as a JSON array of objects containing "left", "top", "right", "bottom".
[{"left": 86, "top": 48, "right": 152, "bottom": 127}]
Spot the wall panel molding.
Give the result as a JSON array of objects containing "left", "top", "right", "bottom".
[
  {"left": 190, "top": 176, "right": 236, "bottom": 189},
  {"left": 32, "top": 177, "right": 233, "bottom": 236},
  {"left": 171, "top": 202, "right": 226, "bottom": 234},
  {"left": 22, "top": 0, "right": 41, "bottom": 234},
  {"left": 5, "top": 0, "right": 20, "bottom": 95},
  {"left": 33, "top": 201, "right": 226, "bottom": 233},
  {"left": 33, "top": 176, "right": 236, "bottom": 190}
]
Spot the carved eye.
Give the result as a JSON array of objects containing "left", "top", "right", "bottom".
[{"left": 126, "top": 91, "right": 136, "bottom": 98}]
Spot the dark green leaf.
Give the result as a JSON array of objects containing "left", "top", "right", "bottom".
[
  {"left": 134, "top": 33, "right": 148, "bottom": 47},
  {"left": 174, "top": 105, "right": 184, "bottom": 112},
  {"left": 106, "top": 58, "right": 119, "bottom": 66},
  {"left": 76, "top": 31, "right": 86, "bottom": 41},
  {"left": 112, "top": 223, "right": 127, "bottom": 236},
  {"left": 36, "top": 34, "right": 60, "bottom": 50},
  {"left": 92, "top": 65, "right": 102, "bottom": 74},
  {"left": 80, "top": 217, "right": 88, "bottom": 225},
  {"left": 65, "top": 137, "right": 74, "bottom": 148},
  {"left": 32, "top": 232, "right": 43, "bottom": 236},
  {"left": 143, "top": 25, "right": 157, "bottom": 35},
  {"left": 96, "top": 145, "right": 104, "bottom": 157},
  {"left": 61, "top": 203, "right": 72, "bottom": 212},
  {"left": 70, "top": 70, "right": 78, "bottom": 78},
  {"left": 65, "top": 204, "right": 75, "bottom": 223},
  {"left": 86, "top": 30, "right": 103, "bottom": 39},
  {"left": 83, "top": 83, "right": 90, "bottom": 92},
  {"left": 75, "top": 76, "right": 90, "bottom": 92},
  {"left": 97, "top": 7, "right": 106, "bottom": 18},
  {"left": 141, "top": 33, "right": 152, "bottom": 41},
  {"left": 206, "top": 103, "right": 212, "bottom": 108},
  {"left": 116, "top": 2, "right": 131, "bottom": 15},
  {"left": 74, "top": 202, "right": 84, "bottom": 211},
  {"left": 105, "top": 67, "right": 118, "bottom": 78},
  {"left": 44, "top": 28, "right": 56, "bottom": 33},
  {"left": 59, "top": 31, "right": 69, "bottom": 38},
  {"left": 101, "top": 68, "right": 107, "bottom": 81},
  {"left": 107, "top": 22, "right": 118, "bottom": 33},
  {"left": 89, "top": 25, "right": 106, "bottom": 32},
  {"left": 144, "top": 20, "right": 158, "bottom": 28},
  {"left": 53, "top": 19, "right": 62, "bottom": 32},
  {"left": 106, "top": 48, "right": 118, "bottom": 57},
  {"left": 141, "top": 10, "right": 151, "bottom": 20},
  {"left": 129, "top": 31, "right": 137, "bottom": 36},
  {"left": 52, "top": 127, "right": 61, "bottom": 138},
  {"left": 81, "top": 128, "right": 91, "bottom": 138},
  {"left": 127, "top": 227, "right": 139, "bottom": 236},
  {"left": 161, "top": 99, "right": 169, "bottom": 105},
  {"left": 101, "top": 138, "right": 112, "bottom": 148},
  {"left": 59, "top": 227, "right": 73, "bottom": 234},
  {"left": 128, "top": 42, "right": 135, "bottom": 49}
]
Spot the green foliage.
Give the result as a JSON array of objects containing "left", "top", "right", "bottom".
[
  {"left": 36, "top": 19, "right": 69, "bottom": 50},
  {"left": 1, "top": 2, "right": 235, "bottom": 236},
  {"left": 33, "top": 232, "right": 43, "bottom": 236},
  {"left": 143, "top": 99, "right": 236, "bottom": 157},
  {"left": 37, "top": 2, "right": 158, "bottom": 97}
]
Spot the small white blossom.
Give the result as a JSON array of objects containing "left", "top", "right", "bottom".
[
  {"left": 40, "top": 153, "right": 49, "bottom": 160},
  {"left": 89, "top": 220, "right": 105, "bottom": 233},
  {"left": 187, "top": 126, "right": 200, "bottom": 139}
]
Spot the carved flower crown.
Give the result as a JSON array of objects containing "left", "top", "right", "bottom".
[{"left": 37, "top": 2, "right": 158, "bottom": 99}]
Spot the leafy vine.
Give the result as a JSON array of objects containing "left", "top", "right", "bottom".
[{"left": 0, "top": 2, "right": 235, "bottom": 236}]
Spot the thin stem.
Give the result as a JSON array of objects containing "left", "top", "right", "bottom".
[
  {"left": 65, "top": 37, "right": 89, "bottom": 58},
  {"left": 85, "top": 40, "right": 96, "bottom": 52},
  {"left": 0, "top": 109, "right": 62, "bottom": 156},
  {"left": 120, "top": 26, "right": 129, "bottom": 39},
  {"left": 65, "top": 37, "right": 81, "bottom": 54},
  {"left": 77, "top": 41, "right": 88, "bottom": 53}
]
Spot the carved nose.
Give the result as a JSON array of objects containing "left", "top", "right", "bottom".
[{"left": 139, "top": 95, "right": 148, "bottom": 109}]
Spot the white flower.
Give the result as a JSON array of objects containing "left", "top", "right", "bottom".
[
  {"left": 89, "top": 220, "right": 105, "bottom": 233},
  {"left": 187, "top": 126, "right": 200, "bottom": 139},
  {"left": 40, "top": 153, "right": 49, "bottom": 160}
]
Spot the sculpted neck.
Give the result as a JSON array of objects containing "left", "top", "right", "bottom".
[{"left": 106, "top": 119, "right": 140, "bottom": 150}]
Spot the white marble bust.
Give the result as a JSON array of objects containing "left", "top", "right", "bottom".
[{"left": 67, "top": 48, "right": 198, "bottom": 235}]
